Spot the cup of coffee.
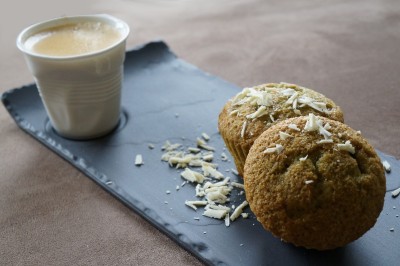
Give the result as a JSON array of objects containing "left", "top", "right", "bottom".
[{"left": 17, "top": 14, "right": 130, "bottom": 139}]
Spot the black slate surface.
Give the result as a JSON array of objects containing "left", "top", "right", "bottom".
[{"left": 2, "top": 41, "right": 400, "bottom": 266}]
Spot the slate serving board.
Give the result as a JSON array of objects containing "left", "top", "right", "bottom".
[{"left": 2, "top": 41, "right": 400, "bottom": 266}]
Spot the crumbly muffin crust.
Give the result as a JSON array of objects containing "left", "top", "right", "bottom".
[
  {"left": 218, "top": 82, "right": 344, "bottom": 176},
  {"left": 244, "top": 115, "right": 386, "bottom": 250}
]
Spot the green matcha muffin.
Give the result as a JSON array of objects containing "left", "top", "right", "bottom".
[
  {"left": 218, "top": 82, "right": 344, "bottom": 176},
  {"left": 244, "top": 114, "right": 386, "bottom": 250}
]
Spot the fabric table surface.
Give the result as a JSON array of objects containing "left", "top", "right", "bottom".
[{"left": 1, "top": 0, "right": 399, "bottom": 265}]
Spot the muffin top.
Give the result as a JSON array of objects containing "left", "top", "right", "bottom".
[
  {"left": 244, "top": 114, "right": 386, "bottom": 250},
  {"left": 219, "top": 82, "right": 344, "bottom": 148}
]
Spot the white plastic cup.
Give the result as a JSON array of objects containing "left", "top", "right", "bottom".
[{"left": 17, "top": 14, "right": 130, "bottom": 139}]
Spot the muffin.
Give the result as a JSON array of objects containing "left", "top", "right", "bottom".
[
  {"left": 218, "top": 82, "right": 344, "bottom": 176},
  {"left": 244, "top": 114, "right": 386, "bottom": 250}
]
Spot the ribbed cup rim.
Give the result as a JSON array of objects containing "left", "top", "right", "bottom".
[{"left": 16, "top": 14, "right": 130, "bottom": 60}]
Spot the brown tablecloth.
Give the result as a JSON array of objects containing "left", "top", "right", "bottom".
[{"left": 1, "top": 0, "right": 399, "bottom": 265}]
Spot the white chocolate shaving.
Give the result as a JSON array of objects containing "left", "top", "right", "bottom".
[
  {"left": 231, "top": 182, "right": 245, "bottom": 189},
  {"left": 303, "top": 114, "right": 334, "bottom": 142},
  {"left": 246, "top": 105, "right": 268, "bottom": 119},
  {"left": 269, "top": 114, "right": 275, "bottom": 122},
  {"left": 201, "top": 132, "right": 210, "bottom": 141},
  {"left": 280, "top": 88, "right": 296, "bottom": 96},
  {"left": 204, "top": 186, "right": 231, "bottom": 196},
  {"left": 185, "top": 200, "right": 208, "bottom": 210},
  {"left": 225, "top": 213, "right": 230, "bottom": 227},
  {"left": 197, "top": 138, "right": 215, "bottom": 151},
  {"left": 230, "top": 109, "right": 239, "bottom": 116},
  {"left": 304, "top": 113, "right": 319, "bottom": 132},
  {"left": 298, "top": 96, "right": 331, "bottom": 114},
  {"left": 299, "top": 155, "right": 308, "bottom": 161},
  {"left": 135, "top": 154, "right": 144, "bottom": 166},
  {"left": 264, "top": 144, "right": 284, "bottom": 154},
  {"left": 206, "top": 204, "right": 231, "bottom": 212},
  {"left": 254, "top": 91, "right": 273, "bottom": 106},
  {"left": 188, "top": 147, "right": 201, "bottom": 153},
  {"left": 324, "top": 122, "right": 331, "bottom": 130},
  {"left": 206, "top": 191, "right": 228, "bottom": 204},
  {"left": 181, "top": 168, "right": 205, "bottom": 183},
  {"left": 276, "top": 144, "right": 284, "bottom": 153},
  {"left": 249, "top": 89, "right": 273, "bottom": 106},
  {"left": 230, "top": 200, "right": 248, "bottom": 221},
  {"left": 292, "top": 98, "right": 298, "bottom": 110},
  {"left": 209, "top": 177, "right": 230, "bottom": 187},
  {"left": 382, "top": 160, "right": 391, "bottom": 173},
  {"left": 391, "top": 187, "right": 400, "bottom": 198},
  {"left": 231, "top": 168, "right": 239, "bottom": 175},
  {"left": 294, "top": 109, "right": 301, "bottom": 115},
  {"left": 241, "top": 121, "right": 247, "bottom": 138},
  {"left": 288, "top": 123, "right": 301, "bottom": 131},
  {"left": 337, "top": 140, "right": 355, "bottom": 154},
  {"left": 195, "top": 184, "right": 205, "bottom": 197},
  {"left": 279, "top": 82, "right": 297, "bottom": 88},
  {"left": 279, "top": 131, "right": 293, "bottom": 140},
  {"left": 285, "top": 92, "right": 299, "bottom": 105},
  {"left": 305, "top": 180, "right": 314, "bottom": 184},
  {"left": 264, "top": 147, "right": 276, "bottom": 153},
  {"left": 308, "top": 101, "right": 329, "bottom": 113},
  {"left": 319, "top": 125, "right": 332, "bottom": 139},
  {"left": 231, "top": 87, "right": 250, "bottom": 104},
  {"left": 202, "top": 164, "right": 224, "bottom": 180},
  {"left": 202, "top": 153, "right": 214, "bottom": 162},
  {"left": 161, "top": 141, "right": 182, "bottom": 151}
]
